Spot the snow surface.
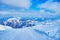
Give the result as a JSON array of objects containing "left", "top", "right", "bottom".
[{"left": 0, "top": 19, "right": 60, "bottom": 40}]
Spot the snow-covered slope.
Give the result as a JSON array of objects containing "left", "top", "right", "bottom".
[{"left": 0, "top": 19, "right": 60, "bottom": 40}]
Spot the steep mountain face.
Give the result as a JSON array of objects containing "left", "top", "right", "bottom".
[{"left": 3, "top": 18, "right": 36, "bottom": 28}]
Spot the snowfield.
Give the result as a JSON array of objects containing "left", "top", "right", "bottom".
[{"left": 0, "top": 19, "right": 60, "bottom": 40}]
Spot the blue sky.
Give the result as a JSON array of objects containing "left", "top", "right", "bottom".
[
  {"left": 0, "top": 0, "right": 60, "bottom": 11},
  {"left": 0, "top": 0, "right": 60, "bottom": 19}
]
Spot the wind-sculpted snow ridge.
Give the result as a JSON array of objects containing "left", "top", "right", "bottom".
[{"left": 0, "top": 25, "right": 12, "bottom": 31}]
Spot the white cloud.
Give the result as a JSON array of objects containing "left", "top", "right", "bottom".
[
  {"left": 34, "top": 0, "right": 60, "bottom": 19},
  {"left": 0, "top": 10, "right": 59, "bottom": 19},
  {"left": 1, "top": 0, "right": 60, "bottom": 18},
  {"left": 1, "top": 0, "right": 31, "bottom": 9},
  {"left": 1, "top": 0, "right": 60, "bottom": 19},
  {"left": 38, "top": 0, "right": 60, "bottom": 13}
]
